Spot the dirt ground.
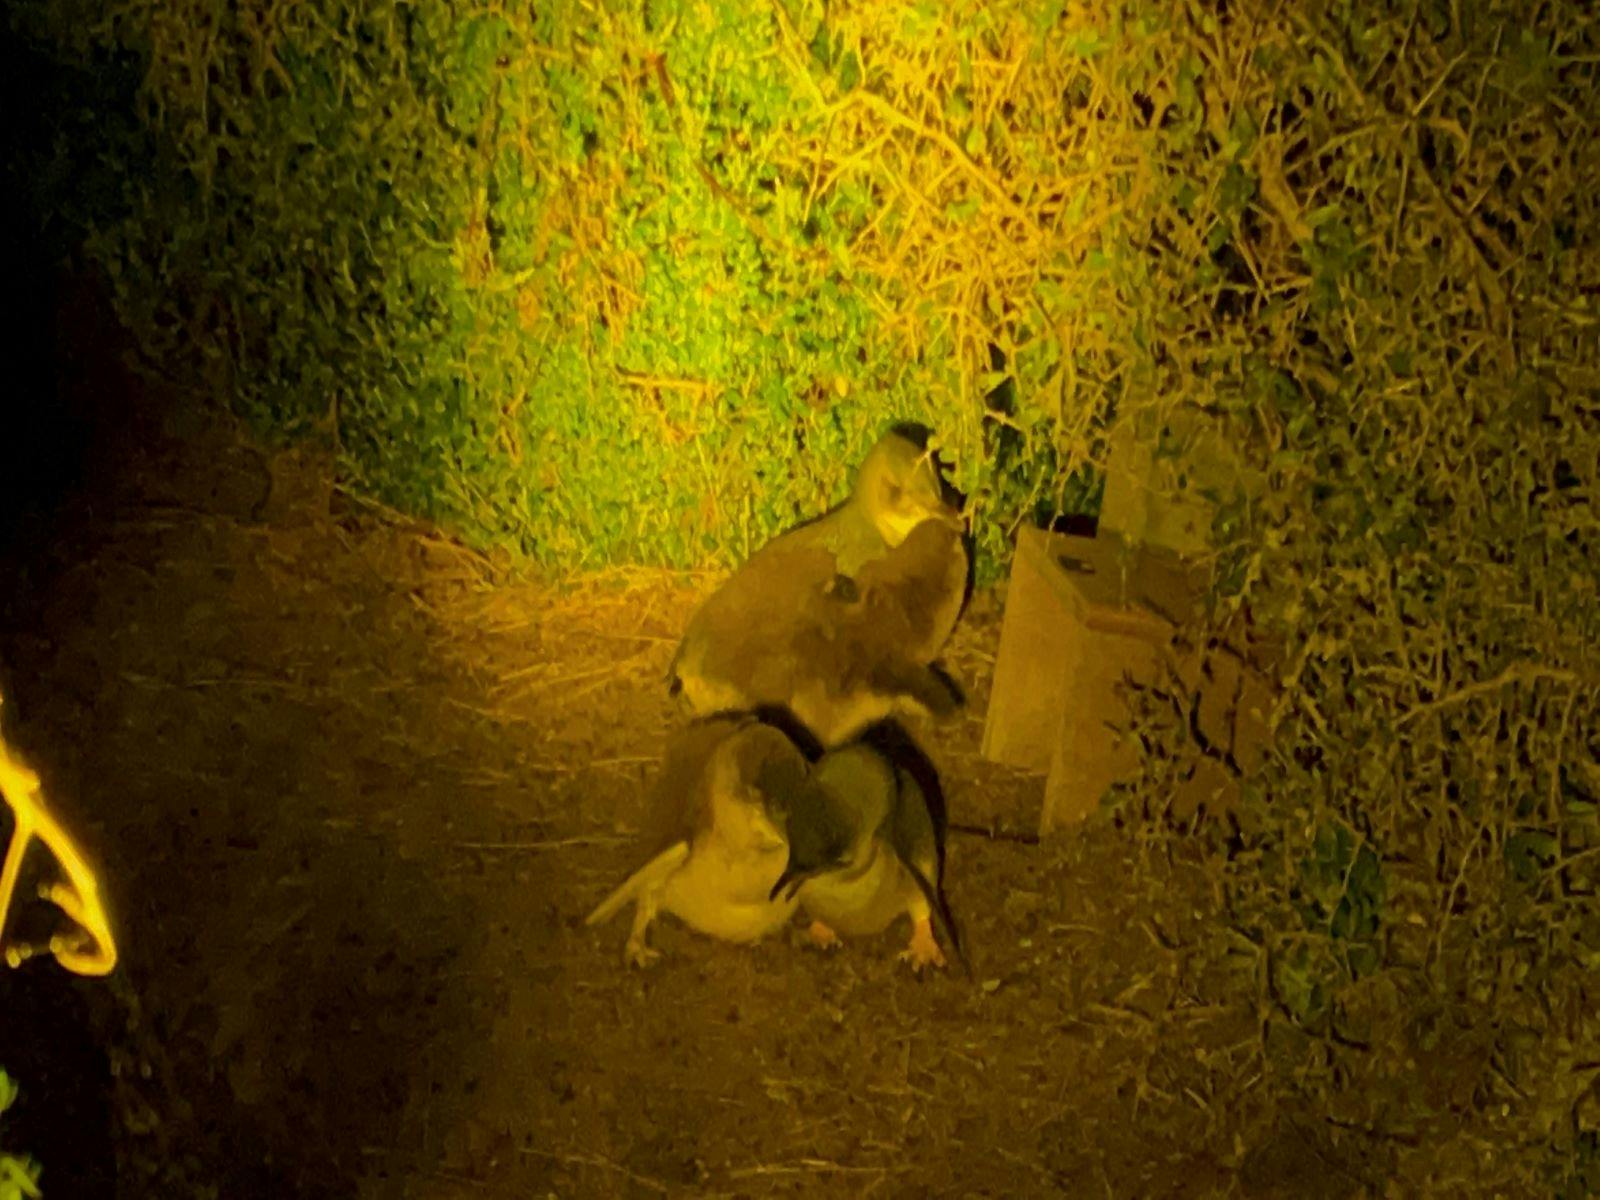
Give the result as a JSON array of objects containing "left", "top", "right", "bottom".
[{"left": 0, "top": 288, "right": 1376, "bottom": 1198}]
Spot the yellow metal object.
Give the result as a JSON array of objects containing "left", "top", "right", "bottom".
[{"left": 0, "top": 692, "right": 118, "bottom": 976}]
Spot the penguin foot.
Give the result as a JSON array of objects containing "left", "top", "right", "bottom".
[
  {"left": 806, "top": 921, "right": 842, "bottom": 951},
  {"left": 898, "top": 917, "right": 947, "bottom": 972},
  {"left": 624, "top": 937, "right": 661, "bottom": 969}
]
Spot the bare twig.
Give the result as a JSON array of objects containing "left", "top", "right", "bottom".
[{"left": 1397, "top": 662, "right": 1584, "bottom": 726}]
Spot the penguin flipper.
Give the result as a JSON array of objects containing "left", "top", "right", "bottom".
[
  {"left": 855, "top": 730, "right": 966, "bottom": 976},
  {"left": 585, "top": 841, "right": 690, "bottom": 928},
  {"left": 927, "top": 662, "right": 966, "bottom": 710},
  {"left": 868, "top": 661, "right": 965, "bottom": 721}
]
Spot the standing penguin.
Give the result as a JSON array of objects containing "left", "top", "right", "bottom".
[
  {"left": 768, "top": 720, "right": 967, "bottom": 974},
  {"left": 668, "top": 427, "right": 973, "bottom": 745},
  {"left": 585, "top": 709, "right": 817, "bottom": 967}
]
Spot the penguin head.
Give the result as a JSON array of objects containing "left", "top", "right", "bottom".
[
  {"left": 856, "top": 432, "right": 963, "bottom": 548},
  {"left": 749, "top": 736, "right": 811, "bottom": 821},
  {"left": 768, "top": 779, "right": 855, "bottom": 902},
  {"left": 711, "top": 724, "right": 812, "bottom": 850}
]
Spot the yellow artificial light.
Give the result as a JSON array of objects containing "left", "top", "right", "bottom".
[{"left": 0, "top": 692, "right": 118, "bottom": 976}]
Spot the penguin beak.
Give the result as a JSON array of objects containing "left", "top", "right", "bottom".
[{"left": 768, "top": 866, "right": 810, "bottom": 902}]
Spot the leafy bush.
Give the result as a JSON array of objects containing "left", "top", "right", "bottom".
[
  {"left": 0, "top": 1070, "right": 41, "bottom": 1200},
  {"left": 1094, "top": 3, "right": 1600, "bottom": 1191},
  {"left": 12, "top": 0, "right": 1127, "bottom": 577}
]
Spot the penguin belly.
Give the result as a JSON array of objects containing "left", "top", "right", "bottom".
[
  {"left": 662, "top": 841, "right": 798, "bottom": 943},
  {"left": 797, "top": 845, "right": 913, "bottom": 938}
]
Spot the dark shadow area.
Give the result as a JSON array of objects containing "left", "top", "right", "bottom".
[
  {"left": 0, "top": 236, "right": 490, "bottom": 1199},
  {"left": 0, "top": 20, "right": 149, "bottom": 567},
  {"left": 0, "top": 966, "right": 116, "bottom": 1197},
  {"left": 76, "top": 810, "right": 480, "bottom": 1198}
]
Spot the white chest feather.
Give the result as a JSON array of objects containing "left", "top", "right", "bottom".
[
  {"left": 796, "top": 842, "right": 912, "bottom": 937},
  {"left": 662, "top": 837, "right": 796, "bottom": 943}
]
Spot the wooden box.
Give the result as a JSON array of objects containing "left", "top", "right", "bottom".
[{"left": 982, "top": 525, "right": 1272, "bottom": 834}]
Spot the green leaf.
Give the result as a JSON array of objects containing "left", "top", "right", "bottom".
[
  {"left": 0, "top": 1153, "right": 42, "bottom": 1200},
  {"left": 1505, "top": 830, "right": 1558, "bottom": 883},
  {"left": 1064, "top": 189, "right": 1089, "bottom": 225},
  {"left": 1069, "top": 29, "right": 1109, "bottom": 58},
  {"left": 1032, "top": 0, "right": 1066, "bottom": 36},
  {"left": 946, "top": 195, "right": 982, "bottom": 223},
  {"left": 1226, "top": 109, "right": 1258, "bottom": 160}
]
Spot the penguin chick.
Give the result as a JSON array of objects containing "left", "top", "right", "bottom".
[
  {"left": 780, "top": 427, "right": 965, "bottom": 576},
  {"left": 779, "top": 517, "right": 971, "bottom": 739},
  {"left": 842, "top": 516, "right": 971, "bottom": 666},
  {"left": 667, "top": 426, "right": 972, "bottom": 741},
  {"left": 769, "top": 721, "right": 967, "bottom": 974},
  {"left": 586, "top": 712, "right": 813, "bottom": 967},
  {"left": 670, "top": 518, "right": 969, "bottom": 746}
]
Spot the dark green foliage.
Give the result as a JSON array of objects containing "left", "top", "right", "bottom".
[{"left": 1107, "top": 0, "right": 1600, "bottom": 1188}]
